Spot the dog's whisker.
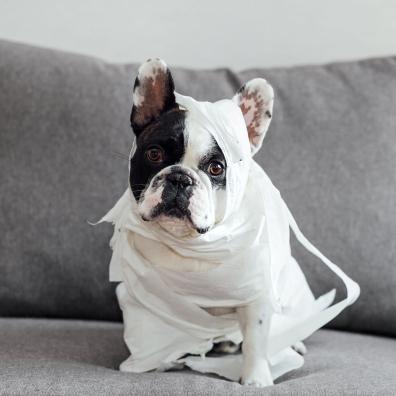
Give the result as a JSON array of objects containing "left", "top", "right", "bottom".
[{"left": 108, "top": 150, "right": 130, "bottom": 161}]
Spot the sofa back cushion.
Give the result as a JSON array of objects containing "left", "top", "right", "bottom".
[{"left": 1, "top": 40, "right": 395, "bottom": 336}]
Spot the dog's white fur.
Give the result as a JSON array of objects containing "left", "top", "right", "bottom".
[{"left": 131, "top": 59, "right": 303, "bottom": 387}]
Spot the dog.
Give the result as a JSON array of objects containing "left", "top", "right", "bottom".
[
  {"left": 122, "top": 57, "right": 308, "bottom": 387},
  {"left": 98, "top": 57, "right": 360, "bottom": 387}
]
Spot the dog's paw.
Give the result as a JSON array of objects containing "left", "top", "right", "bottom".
[
  {"left": 240, "top": 359, "right": 273, "bottom": 387},
  {"left": 292, "top": 341, "right": 307, "bottom": 355}
]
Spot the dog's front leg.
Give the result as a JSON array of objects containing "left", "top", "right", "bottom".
[{"left": 237, "top": 294, "right": 273, "bottom": 387}]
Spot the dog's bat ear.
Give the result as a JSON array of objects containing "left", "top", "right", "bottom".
[
  {"left": 232, "top": 79, "right": 274, "bottom": 156},
  {"left": 130, "top": 58, "right": 177, "bottom": 136}
]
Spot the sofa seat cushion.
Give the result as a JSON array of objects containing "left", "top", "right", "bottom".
[{"left": 0, "top": 318, "right": 395, "bottom": 395}]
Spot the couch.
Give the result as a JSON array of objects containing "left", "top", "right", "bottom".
[{"left": 1, "top": 39, "right": 395, "bottom": 395}]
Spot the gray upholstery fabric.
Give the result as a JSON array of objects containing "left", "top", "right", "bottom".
[
  {"left": 0, "top": 318, "right": 395, "bottom": 395},
  {"left": 0, "top": 40, "right": 133, "bottom": 320},
  {"left": 0, "top": 39, "right": 396, "bottom": 336}
]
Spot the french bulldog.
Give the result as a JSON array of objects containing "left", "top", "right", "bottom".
[{"left": 127, "top": 58, "right": 305, "bottom": 387}]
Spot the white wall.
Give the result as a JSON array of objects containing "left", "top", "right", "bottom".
[{"left": 0, "top": 0, "right": 395, "bottom": 70}]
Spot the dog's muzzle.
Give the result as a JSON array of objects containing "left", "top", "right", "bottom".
[{"left": 152, "top": 170, "right": 195, "bottom": 219}]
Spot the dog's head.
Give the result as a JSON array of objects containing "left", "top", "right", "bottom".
[{"left": 129, "top": 59, "right": 274, "bottom": 238}]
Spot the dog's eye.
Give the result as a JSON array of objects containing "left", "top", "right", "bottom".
[
  {"left": 208, "top": 161, "right": 224, "bottom": 176},
  {"left": 146, "top": 146, "right": 164, "bottom": 163}
]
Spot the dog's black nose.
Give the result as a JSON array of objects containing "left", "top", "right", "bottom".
[{"left": 166, "top": 171, "right": 193, "bottom": 187}]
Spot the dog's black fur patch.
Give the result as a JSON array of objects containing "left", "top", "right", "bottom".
[{"left": 129, "top": 108, "right": 186, "bottom": 201}]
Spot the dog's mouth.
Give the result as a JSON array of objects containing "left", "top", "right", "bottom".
[
  {"left": 163, "top": 206, "right": 187, "bottom": 219},
  {"left": 150, "top": 193, "right": 190, "bottom": 218},
  {"left": 142, "top": 200, "right": 209, "bottom": 235}
]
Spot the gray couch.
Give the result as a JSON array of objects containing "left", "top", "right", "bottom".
[{"left": 0, "top": 39, "right": 395, "bottom": 395}]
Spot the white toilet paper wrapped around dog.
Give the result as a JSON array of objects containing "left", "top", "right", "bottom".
[{"left": 95, "top": 93, "right": 360, "bottom": 381}]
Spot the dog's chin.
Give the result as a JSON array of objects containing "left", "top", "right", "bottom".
[
  {"left": 141, "top": 210, "right": 210, "bottom": 239},
  {"left": 156, "top": 215, "right": 199, "bottom": 238}
]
